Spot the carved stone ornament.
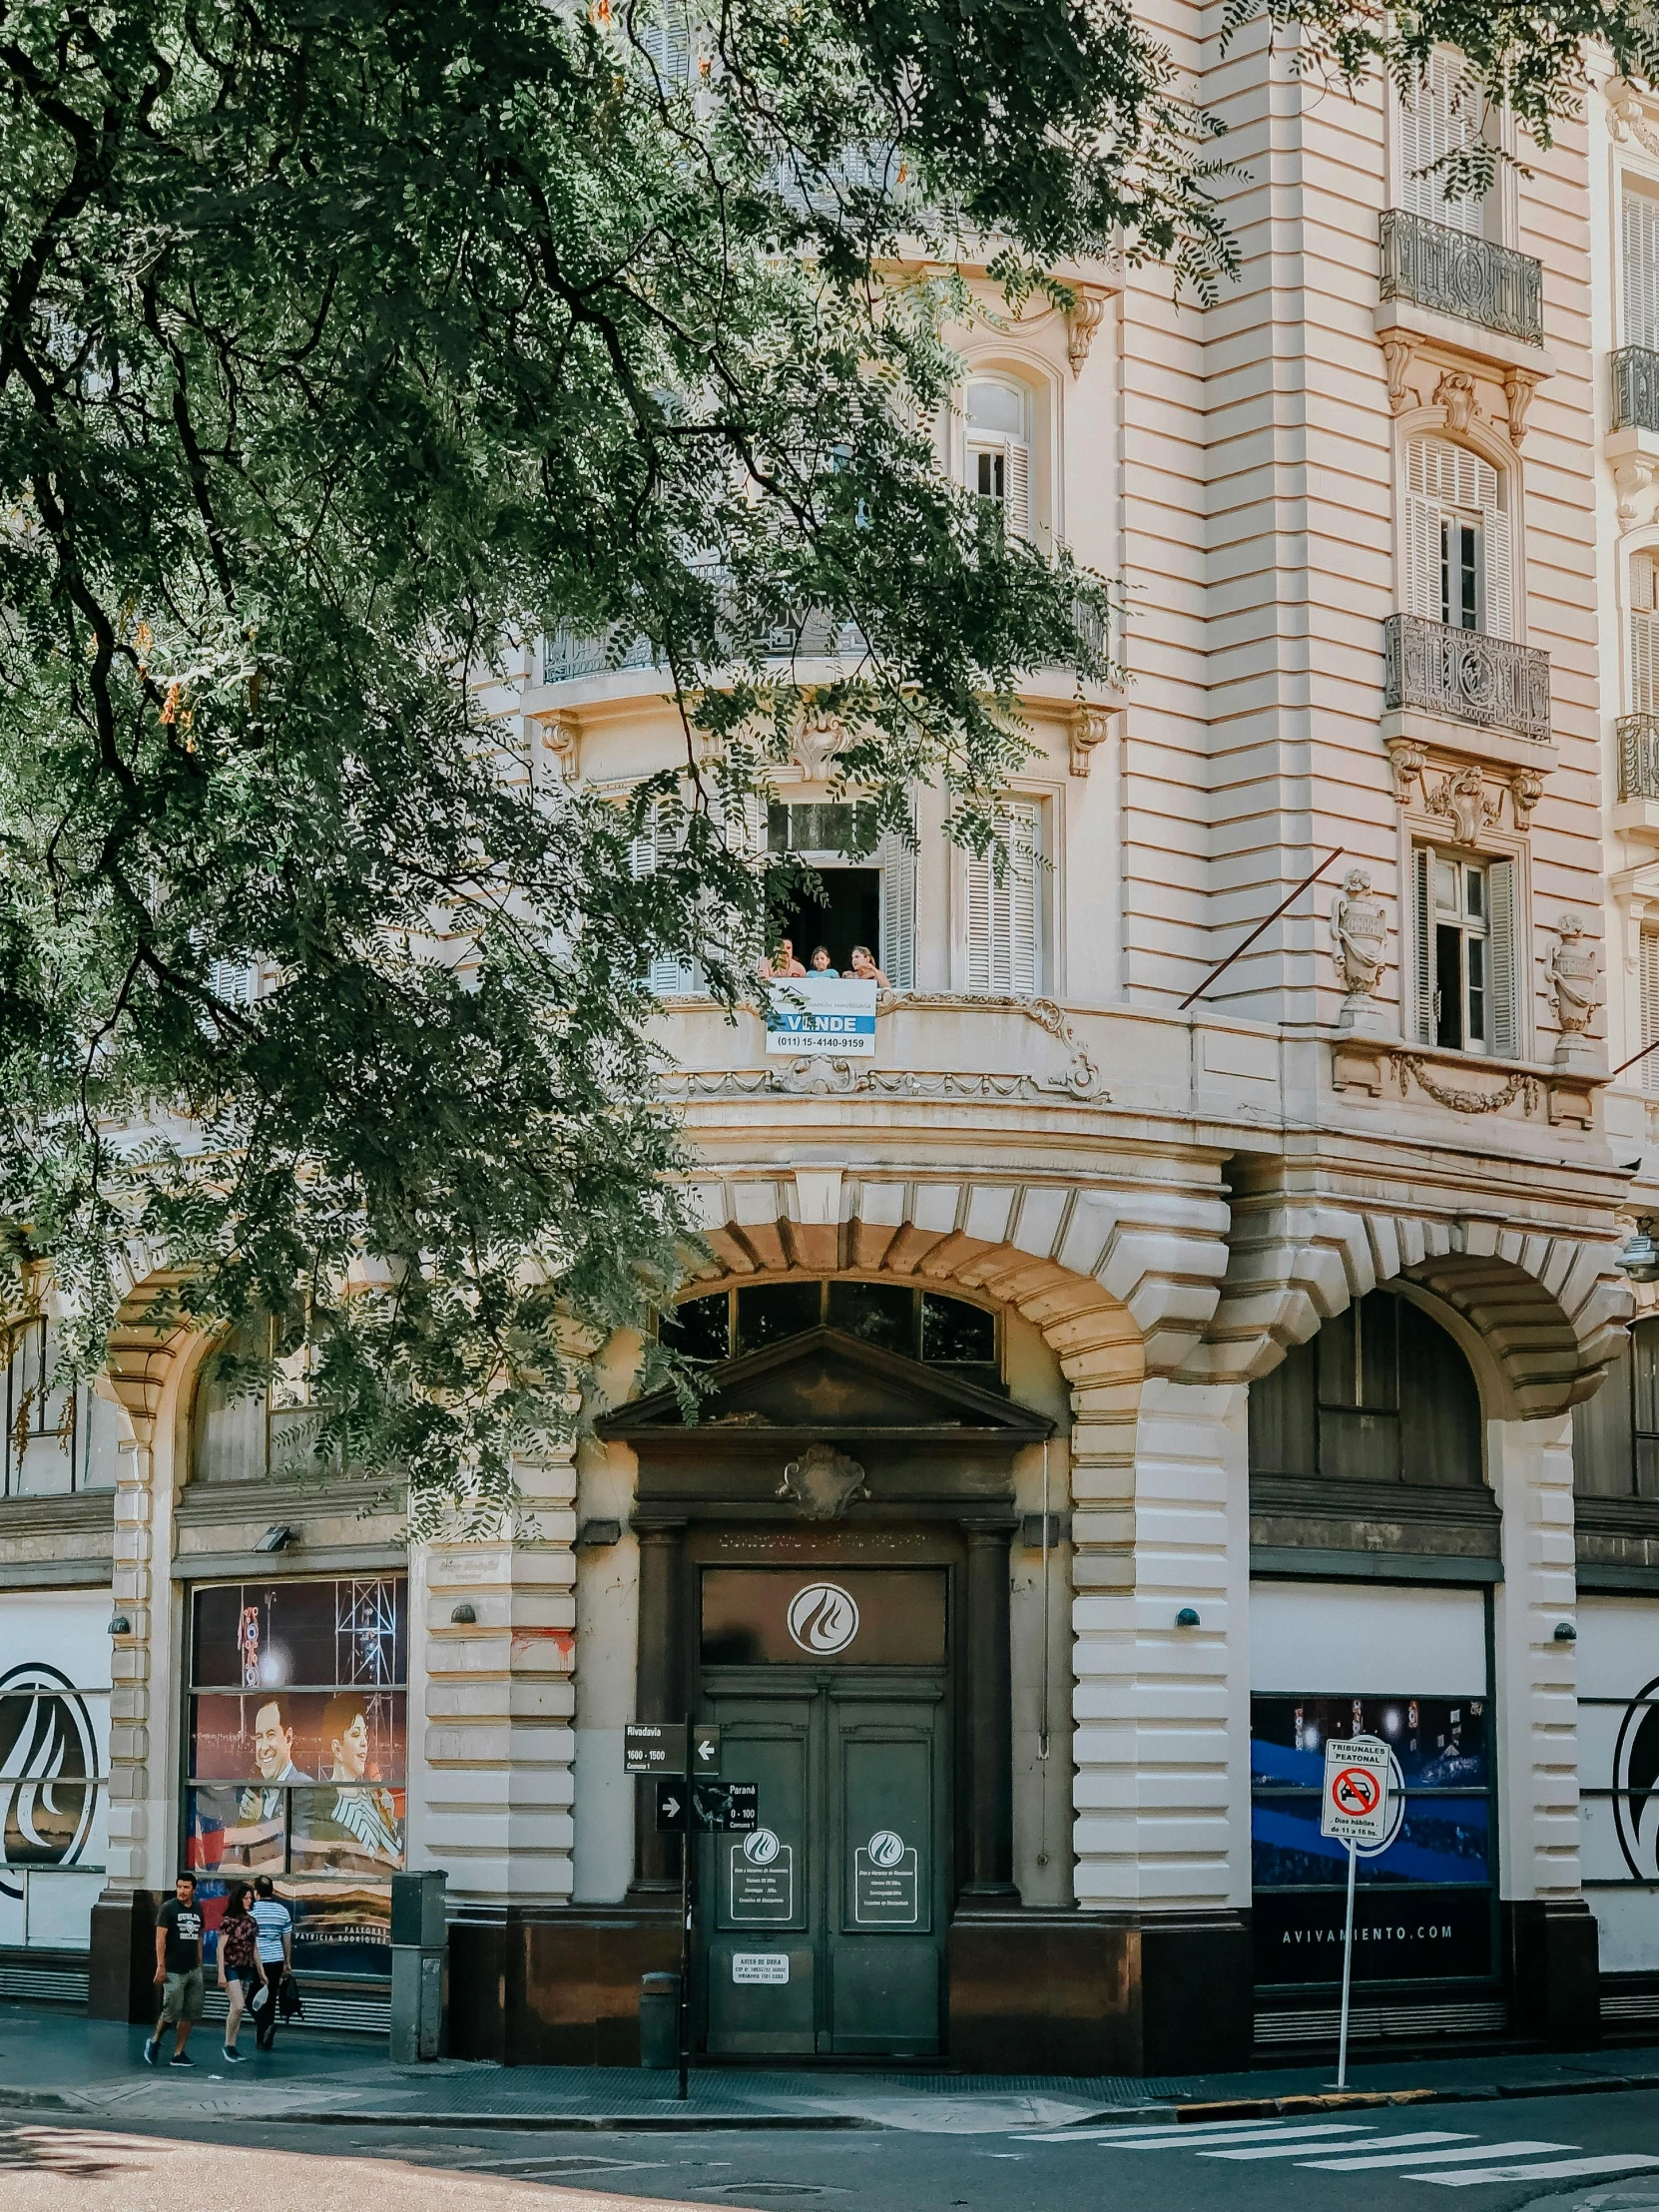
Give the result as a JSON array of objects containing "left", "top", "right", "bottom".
[
  {"left": 1064, "top": 287, "right": 1111, "bottom": 377},
  {"left": 1503, "top": 369, "right": 1540, "bottom": 448},
  {"left": 1069, "top": 702, "right": 1115, "bottom": 778},
  {"left": 1425, "top": 763, "right": 1501, "bottom": 844},
  {"left": 793, "top": 711, "right": 841, "bottom": 782},
  {"left": 1609, "top": 76, "right": 1659, "bottom": 158},
  {"left": 1328, "top": 867, "right": 1388, "bottom": 1034},
  {"left": 1547, "top": 912, "right": 1599, "bottom": 1069},
  {"left": 1508, "top": 767, "right": 1544, "bottom": 830},
  {"left": 1382, "top": 336, "right": 1417, "bottom": 417},
  {"left": 1616, "top": 456, "right": 1659, "bottom": 530},
  {"left": 542, "top": 715, "right": 581, "bottom": 783},
  {"left": 777, "top": 1442, "right": 869, "bottom": 1521},
  {"left": 1432, "top": 369, "right": 1478, "bottom": 435},
  {"left": 1385, "top": 736, "right": 1427, "bottom": 807}
]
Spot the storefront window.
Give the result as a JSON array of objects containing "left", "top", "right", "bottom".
[
  {"left": 185, "top": 1577, "right": 406, "bottom": 1976},
  {"left": 0, "top": 1590, "right": 110, "bottom": 1950},
  {"left": 1251, "top": 1692, "right": 1496, "bottom": 1985}
]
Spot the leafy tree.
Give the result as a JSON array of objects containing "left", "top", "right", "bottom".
[{"left": 0, "top": 0, "right": 1634, "bottom": 1527}]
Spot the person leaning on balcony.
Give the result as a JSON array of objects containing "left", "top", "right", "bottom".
[
  {"left": 758, "top": 936, "right": 807, "bottom": 979},
  {"left": 848, "top": 944, "right": 890, "bottom": 988},
  {"left": 809, "top": 946, "right": 837, "bottom": 974}
]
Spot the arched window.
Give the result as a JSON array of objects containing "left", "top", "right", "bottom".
[
  {"left": 191, "top": 1318, "right": 322, "bottom": 1482},
  {"left": 1403, "top": 434, "right": 1512, "bottom": 639},
  {"left": 963, "top": 375, "right": 1032, "bottom": 538},
  {"left": 662, "top": 1280, "right": 999, "bottom": 1384},
  {"left": 1248, "top": 1289, "right": 1483, "bottom": 1485},
  {"left": 1574, "top": 1317, "right": 1659, "bottom": 1499}
]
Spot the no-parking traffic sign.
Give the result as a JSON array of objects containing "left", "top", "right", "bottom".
[{"left": 1320, "top": 1733, "right": 1394, "bottom": 1848}]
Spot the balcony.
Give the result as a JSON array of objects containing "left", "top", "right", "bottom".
[
  {"left": 1613, "top": 348, "right": 1659, "bottom": 434},
  {"left": 1379, "top": 210, "right": 1543, "bottom": 349},
  {"left": 1382, "top": 614, "right": 1550, "bottom": 746},
  {"left": 1619, "top": 715, "right": 1659, "bottom": 801}
]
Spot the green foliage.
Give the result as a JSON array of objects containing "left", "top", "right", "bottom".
[{"left": 0, "top": 0, "right": 1628, "bottom": 1525}]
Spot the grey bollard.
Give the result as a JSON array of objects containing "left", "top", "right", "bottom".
[
  {"left": 639, "top": 1971, "right": 680, "bottom": 2069},
  {"left": 389, "top": 1868, "right": 447, "bottom": 2062}
]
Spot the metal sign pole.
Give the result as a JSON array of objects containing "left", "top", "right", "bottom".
[
  {"left": 678, "top": 1712, "right": 692, "bottom": 2102},
  {"left": 1336, "top": 1837, "right": 1358, "bottom": 2092}
]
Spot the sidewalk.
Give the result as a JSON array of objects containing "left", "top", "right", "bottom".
[{"left": 7, "top": 2002, "right": 1659, "bottom": 2134}]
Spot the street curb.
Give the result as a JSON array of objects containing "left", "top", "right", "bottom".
[
  {"left": 159, "top": 2109, "right": 879, "bottom": 2133},
  {"left": 1054, "top": 2075, "right": 1659, "bottom": 2128}
]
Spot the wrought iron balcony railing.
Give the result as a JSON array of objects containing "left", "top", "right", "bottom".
[
  {"left": 1379, "top": 210, "right": 1543, "bottom": 347},
  {"left": 1613, "top": 347, "right": 1659, "bottom": 434},
  {"left": 1619, "top": 714, "right": 1659, "bottom": 801},
  {"left": 1383, "top": 613, "right": 1550, "bottom": 744}
]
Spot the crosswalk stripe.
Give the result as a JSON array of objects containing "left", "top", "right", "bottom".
[
  {"left": 1410, "top": 2154, "right": 1659, "bottom": 2187},
  {"left": 1125, "top": 2125, "right": 1381, "bottom": 2153},
  {"left": 1205, "top": 2132, "right": 1441, "bottom": 2163},
  {"left": 1302, "top": 2141, "right": 1570, "bottom": 2171}
]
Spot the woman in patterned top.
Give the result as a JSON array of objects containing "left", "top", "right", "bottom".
[{"left": 216, "top": 1882, "right": 266, "bottom": 2062}]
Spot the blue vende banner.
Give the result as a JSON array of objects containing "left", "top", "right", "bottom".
[{"left": 764, "top": 977, "right": 877, "bottom": 1056}]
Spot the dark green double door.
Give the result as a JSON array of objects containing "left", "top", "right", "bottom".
[{"left": 700, "top": 1674, "right": 949, "bottom": 2056}]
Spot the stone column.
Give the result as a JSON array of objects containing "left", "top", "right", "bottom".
[
  {"left": 631, "top": 1517, "right": 687, "bottom": 1890},
  {"left": 960, "top": 1519, "right": 1017, "bottom": 1900},
  {"left": 1067, "top": 1372, "right": 1253, "bottom": 2069},
  {"left": 1492, "top": 1409, "right": 1599, "bottom": 2046},
  {"left": 420, "top": 1448, "right": 579, "bottom": 1910}
]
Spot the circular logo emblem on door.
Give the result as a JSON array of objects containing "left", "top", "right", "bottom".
[
  {"left": 786, "top": 1582, "right": 860, "bottom": 1656},
  {"left": 1614, "top": 1674, "right": 1659, "bottom": 1880},
  {"left": 744, "top": 1828, "right": 782, "bottom": 1866},
  {"left": 0, "top": 1663, "right": 98, "bottom": 1901},
  {"left": 866, "top": 1829, "right": 904, "bottom": 1868}
]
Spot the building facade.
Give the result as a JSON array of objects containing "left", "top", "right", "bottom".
[{"left": 13, "top": 34, "right": 1659, "bottom": 2071}]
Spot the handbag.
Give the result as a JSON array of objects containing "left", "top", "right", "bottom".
[{"left": 278, "top": 1974, "right": 304, "bottom": 2021}]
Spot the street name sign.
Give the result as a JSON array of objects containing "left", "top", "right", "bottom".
[{"left": 626, "top": 1723, "right": 681, "bottom": 1776}]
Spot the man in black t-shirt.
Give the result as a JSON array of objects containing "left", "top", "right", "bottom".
[{"left": 143, "top": 1873, "right": 205, "bottom": 2067}]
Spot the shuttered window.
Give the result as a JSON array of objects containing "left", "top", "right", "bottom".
[
  {"left": 965, "top": 377, "right": 1033, "bottom": 539},
  {"left": 630, "top": 810, "right": 701, "bottom": 995},
  {"left": 965, "top": 799, "right": 1041, "bottom": 997},
  {"left": 1403, "top": 436, "right": 1511, "bottom": 639},
  {"left": 1412, "top": 844, "right": 1519, "bottom": 1057},
  {"left": 1397, "top": 51, "right": 1487, "bottom": 235},
  {"left": 877, "top": 828, "right": 916, "bottom": 991},
  {"left": 1626, "top": 191, "right": 1659, "bottom": 352},
  {"left": 1643, "top": 930, "right": 1659, "bottom": 1095},
  {"left": 1634, "top": 554, "right": 1659, "bottom": 716}
]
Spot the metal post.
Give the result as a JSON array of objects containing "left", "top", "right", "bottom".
[
  {"left": 678, "top": 1712, "right": 693, "bottom": 2102},
  {"left": 1336, "top": 1839, "right": 1358, "bottom": 2090}
]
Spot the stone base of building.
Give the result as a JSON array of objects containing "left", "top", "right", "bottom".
[
  {"left": 1505, "top": 1898, "right": 1601, "bottom": 2050},
  {"left": 444, "top": 1903, "right": 1255, "bottom": 2072},
  {"left": 88, "top": 1887, "right": 162, "bottom": 2026}
]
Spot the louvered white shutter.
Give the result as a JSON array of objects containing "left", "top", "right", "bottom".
[
  {"left": 208, "top": 957, "right": 257, "bottom": 1007},
  {"left": 1481, "top": 478, "right": 1513, "bottom": 641},
  {"left": 1412, "top": 847, "right": 1436, "bottom": 1044},
  {"left": 1643, "top": 929, "right": 1659, "bottom": 1094},
  {"left": 877, "top": 828, "right": 915, "bottom": 991},
  {"left": 1486, "top": 856, "right": 1519, "bottom": 1059},
  {"left": 965, "top": 800, "right": 1041, "bottom": 996},
  {"left": 631, "top": 809, "right": 699, "bottom": 994},
  {"left": 1399, "top": 51, "right": 1484, "bottom": 234},
  {"left": 1634, "top": 556, "right": 1659, "bottom": 715},
  {"left": 1626, "top": 191, "right": 1659, "bottom": 352},
  {"left": 1003, "top": 439, "right": 1031, "bottom": 538}
]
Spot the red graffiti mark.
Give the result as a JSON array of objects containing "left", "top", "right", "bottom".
[{"left": 511, "top": 1626, "right": 576, "bottom": 1661}]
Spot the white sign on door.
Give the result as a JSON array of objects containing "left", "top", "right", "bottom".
[{"left": 732, "top": 1952, "right": 790, "bottom": 1984}]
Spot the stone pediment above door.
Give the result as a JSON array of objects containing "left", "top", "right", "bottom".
[{"left": 602, "top": 1325, "right": 1052, "bottom": 1467}]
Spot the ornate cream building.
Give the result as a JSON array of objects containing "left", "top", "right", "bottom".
[{"left": 13, "top": 32, "right": 1659, "bottom": 2073}]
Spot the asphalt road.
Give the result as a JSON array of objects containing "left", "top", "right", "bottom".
[{"left": 11, "top": 2094, "right": 1659, "bottom": 2212}]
